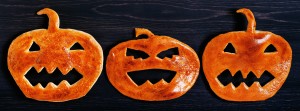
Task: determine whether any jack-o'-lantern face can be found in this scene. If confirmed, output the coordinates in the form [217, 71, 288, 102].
[202, 8, 292, 101]
[106, 28, 200, 101]
[7, 8, 103, 102]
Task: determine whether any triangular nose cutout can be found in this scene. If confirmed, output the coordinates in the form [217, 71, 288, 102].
[70, 42, 84, 50]
[29, 42, 40, 51]
[224, 43, 235, 53]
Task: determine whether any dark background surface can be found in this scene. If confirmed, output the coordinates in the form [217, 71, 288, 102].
[0, 0, 300, 110]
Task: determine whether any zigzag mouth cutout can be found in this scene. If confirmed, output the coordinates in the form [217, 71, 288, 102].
[127, 69, 176, 86]
[217, 69, 274, 87]
[25, 67, 83, 88]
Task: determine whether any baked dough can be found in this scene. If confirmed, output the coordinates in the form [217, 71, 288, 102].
[106, 28, 200, 101]
[202, 8, 292, 101]
[7, 8, 103, 102]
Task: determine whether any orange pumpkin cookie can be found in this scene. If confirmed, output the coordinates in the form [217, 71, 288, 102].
[7, 8, 103, 102]
[202, 8, 292, 101]
[106, 28, 200, 101]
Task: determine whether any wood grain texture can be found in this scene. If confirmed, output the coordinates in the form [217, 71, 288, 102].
[0, 0, 300, 110]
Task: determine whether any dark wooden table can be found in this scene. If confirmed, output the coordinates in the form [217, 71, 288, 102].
[0, 0, 300, 110]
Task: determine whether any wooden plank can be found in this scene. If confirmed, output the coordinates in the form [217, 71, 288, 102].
[0, 0, 299, 110]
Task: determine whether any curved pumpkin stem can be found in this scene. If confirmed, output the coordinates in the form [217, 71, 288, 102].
[237, 8, 256, 33]
[37, 8, 60, 32]
[135, 28, 154, 38]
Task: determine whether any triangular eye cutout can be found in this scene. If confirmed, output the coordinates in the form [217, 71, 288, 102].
[126, 48, 149, 59]
[224, 43, 235, 53]
[157, 47, 179, 59]
[264, 44, 277, 53]
[70, 42, 84, 50]
[29, 41, 40, 51]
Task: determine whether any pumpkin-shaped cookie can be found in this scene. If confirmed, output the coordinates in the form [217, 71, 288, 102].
[106, 28, 200, 101]
[202, 8, 292, 101]
[7, 8, 103, 102]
